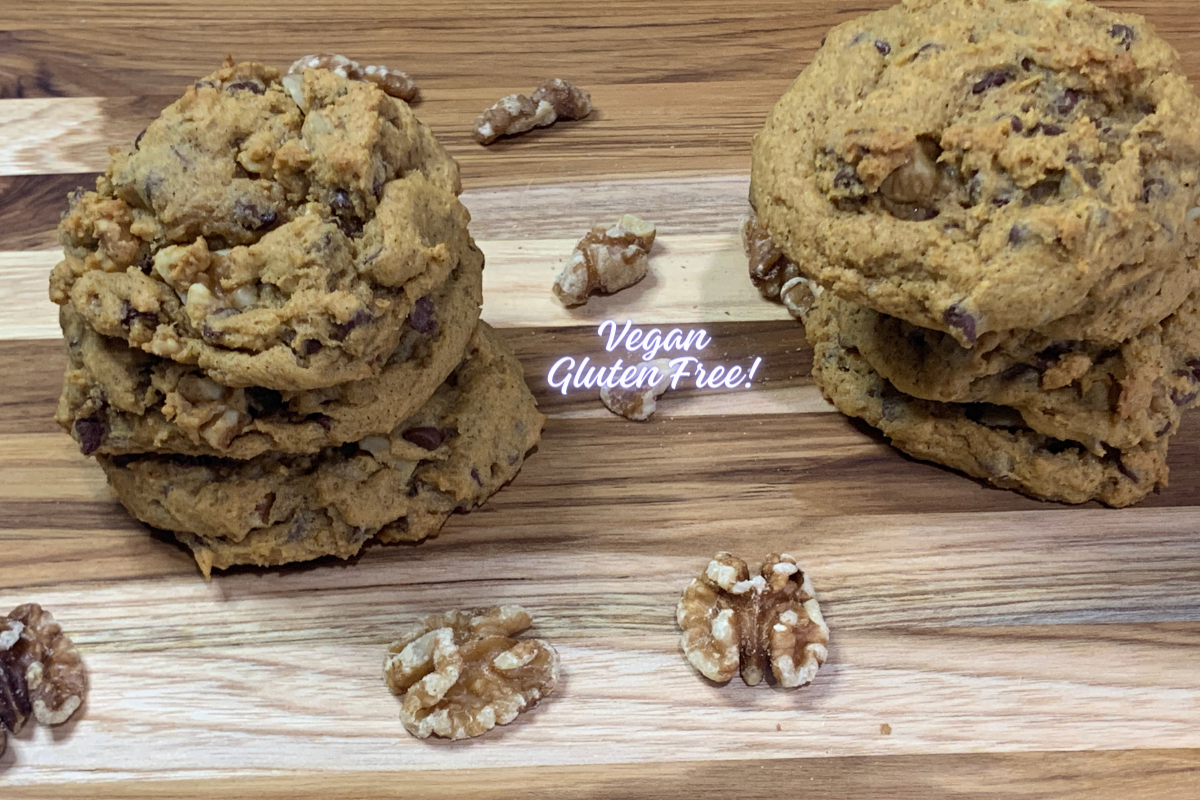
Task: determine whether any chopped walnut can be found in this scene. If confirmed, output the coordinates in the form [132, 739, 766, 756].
[677, 553, 829, 688]
[600, 358, 672, 420]
[284, 53, 419, 105]
[473, 79, 592, 145]
[743, 211, 804, 300]
[383, 605, 558, 740]
[553, 214, 656, 307]
[1, 604, 86, 731]
[779, 276, 823, 321]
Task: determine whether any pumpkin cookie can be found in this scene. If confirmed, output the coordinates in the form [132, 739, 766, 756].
[50, 60, 472, 390]
[804, 291, 1171, 507]
[56, 252, 482, 459]
[97, 323, 545, 575]
[752, 0, 1200, 346]
[832, 289, 1200, 453]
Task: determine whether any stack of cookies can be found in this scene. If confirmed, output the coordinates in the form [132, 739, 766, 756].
[50, 59, 544, 575]
[749, 0, 1200, 506]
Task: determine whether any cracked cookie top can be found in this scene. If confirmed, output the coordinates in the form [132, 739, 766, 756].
[752, 0, 1200, 346]
[50, 59, 471, 391]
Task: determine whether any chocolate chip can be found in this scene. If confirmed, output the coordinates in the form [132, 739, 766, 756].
[1054, 89, 1081, 115]
[1021, 57, 1035, 71]
[1035, 123, 1065, 137]
[1115, 457, 1139, 484]
[1173, 388, 1199, 408]
[1027, 178, 1060, 202]
[875, 39, 891, 56]
[507, 453, 520, 466]
[402, 427, 444, 450]
[255, 493, 276, 524]
[226, 80, 266, 95]
[942, 303, 977, 346]
[233, 199, 277, 231]
[972, 71, 1012, 94]
[470, 468, 483, 486]
[408, 296, 437, 334]
[74, 418, 104, 455]
[1081, 167, 1102, 188]
[300, 338, 323, 356]
[1141, 178, 1170, 202]
[1109, 24, 1135, 50]
[1006, 114, 1023, 133]
[329, 189, 362, 237]
[119, 301, 157, 330]
[1008, 225, 1027, 246]
[332, 309, 372, 341]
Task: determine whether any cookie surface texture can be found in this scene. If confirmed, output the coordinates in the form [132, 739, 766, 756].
[752, 0, 1200, 346]
[50, 60, 471, 391]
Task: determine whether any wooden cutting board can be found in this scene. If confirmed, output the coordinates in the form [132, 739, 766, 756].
[2, 1, 1199, 796]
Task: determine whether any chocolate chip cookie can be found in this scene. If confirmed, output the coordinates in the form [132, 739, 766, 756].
[752, 0, 1200, 346]
[50, 59, 473, 391]
[56, 251, 482, 459]
[97, 323, 544, 575]
[805, 291, 1171, 507]
[831, 289, 1200, 453]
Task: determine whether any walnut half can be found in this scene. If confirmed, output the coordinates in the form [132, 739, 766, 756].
[473, 79, 593, 145]
[1, 603, 87, 754]
[677, 553, 829, 688]
[383, 605, 559, 740]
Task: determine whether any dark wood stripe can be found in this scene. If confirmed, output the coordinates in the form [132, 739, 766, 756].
[0, 173, 101, 251]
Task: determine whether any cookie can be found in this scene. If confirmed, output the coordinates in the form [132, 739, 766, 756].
[752, 0, 1200, 347]
[50, 60, 475, 391]
[804, 292, 1170, 507]
[56, 251, 482, 459]
[832, 289, 1200, 453]
[97, 323, 545, 575]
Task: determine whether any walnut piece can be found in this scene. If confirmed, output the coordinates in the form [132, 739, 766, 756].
[284, 53, 419, 105]
[473, 79, 592, 145]
[553, 214, 656, 307]
[743, 211, 803, 301]
[383, 605, 558, 740]
[1, 604, 86, 732]
[677, 553, 829, 688]
[600, 358, 672, 420]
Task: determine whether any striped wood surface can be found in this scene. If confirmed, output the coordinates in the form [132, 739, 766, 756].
[1, 1, 1200, 797]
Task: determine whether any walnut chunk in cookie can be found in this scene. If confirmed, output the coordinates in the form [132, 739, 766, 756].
[383, 605, 558, 740]
[677, 553, 829, 688]
[1, 604, 87, 731]
[553, 214, 656, 307]
[600, 358, 672, 420]
[473, 79, 592, 145]
[285, 53, 419, 104]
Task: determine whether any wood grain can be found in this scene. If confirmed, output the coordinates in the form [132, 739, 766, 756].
[2, 0, 1200, 796]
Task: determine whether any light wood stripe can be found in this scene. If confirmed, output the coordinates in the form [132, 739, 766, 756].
[0, 232, 786, 341]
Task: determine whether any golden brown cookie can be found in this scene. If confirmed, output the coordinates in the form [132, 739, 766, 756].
[50, 60, 472, 391]
[97, 323, 544, 575]
[831, 289, 1200, 453]
[805, 291, 1172, 507]
[56, 252, 482, 459]
[752, 0, 1200, 346]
